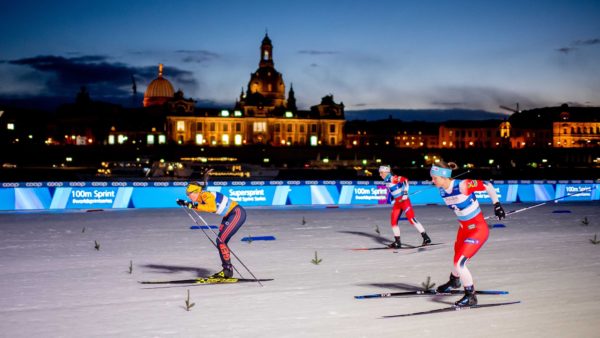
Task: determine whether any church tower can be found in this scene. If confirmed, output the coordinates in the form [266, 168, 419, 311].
[237, 33, 287, 116]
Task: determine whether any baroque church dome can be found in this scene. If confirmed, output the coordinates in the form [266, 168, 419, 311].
[143, 64, 175, 107]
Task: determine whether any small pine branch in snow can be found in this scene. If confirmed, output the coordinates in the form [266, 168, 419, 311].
[590, 234, 600, 245]
[375, 225, 381, 236]
[421, 276, 436, 291]
[302, 217, 306, 225]
[94, 240, 100, 251]
[581, 217, 589, 226]
[311, 251, 322, 265]
[185, 289, 195, 311]
[128, 260, 133, 274]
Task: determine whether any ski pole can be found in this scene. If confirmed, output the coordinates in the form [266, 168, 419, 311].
[485, 186, 596, 220]
[409, 170, 471, 197]
[186, 207, 264, 287]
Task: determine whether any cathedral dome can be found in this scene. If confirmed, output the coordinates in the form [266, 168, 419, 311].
[143, 64, 175, 107]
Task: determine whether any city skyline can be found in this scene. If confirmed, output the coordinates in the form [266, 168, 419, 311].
[1, 0, 599, 114]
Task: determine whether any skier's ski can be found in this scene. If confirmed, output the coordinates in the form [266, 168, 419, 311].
[355, 289, 508, 299]
[351, 243, 443, 251]
[383, 301, 521, 318]
[139, 277, 273, 285]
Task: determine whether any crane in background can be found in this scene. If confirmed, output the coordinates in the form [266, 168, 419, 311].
[499, 102, 520, 114]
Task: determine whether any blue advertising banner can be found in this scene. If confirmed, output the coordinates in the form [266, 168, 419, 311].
[0, 180, 597, 211]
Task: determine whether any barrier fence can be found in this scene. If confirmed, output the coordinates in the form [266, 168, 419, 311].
[1, 180, 598, 211]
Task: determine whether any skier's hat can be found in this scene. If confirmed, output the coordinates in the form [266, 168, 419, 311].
[186, 181, 203, 194]
[378, 165, 391, 173]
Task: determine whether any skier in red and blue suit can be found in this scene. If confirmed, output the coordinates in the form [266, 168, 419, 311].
[379, 165, 432, 248]
[430, 161, 506, 307]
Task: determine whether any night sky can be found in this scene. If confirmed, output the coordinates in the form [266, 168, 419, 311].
[1, 0, 599, 113]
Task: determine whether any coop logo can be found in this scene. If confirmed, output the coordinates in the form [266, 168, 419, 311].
[111, 182, 127, 187]
[269, 181, 284, 185]
[173, 181, 188, 186]
[339, 181, 353, 185]
[304, 180, 319, 185]
[91, 182, 108, 187]
[47, 182, 64, 187]
[153, 182, 169, 187]
[133, 182, 149, 187]
[25, 182, 43, 187]
[286, 181, 301, 185]
[2, 182, 20, 188]
[322, 181, 336, 185]
[69, 182, 86, 187]
[213, 181, 228, 186]
[231, 181, 247, 186]
[356, 181, 370, 185]
[251, 181, 265, 186]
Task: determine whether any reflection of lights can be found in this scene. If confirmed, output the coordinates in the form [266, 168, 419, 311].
[352, 140, 357, 145]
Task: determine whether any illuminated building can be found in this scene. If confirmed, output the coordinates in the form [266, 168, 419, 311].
[165, 34, 345, 146]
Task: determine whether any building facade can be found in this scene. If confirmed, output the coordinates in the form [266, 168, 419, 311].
[165, 34, 345, 147]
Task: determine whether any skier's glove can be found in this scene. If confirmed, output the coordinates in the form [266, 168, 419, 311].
[494, 202, 506, 220]
[176, 199, 193, 208]
[400, 193, 408, 201]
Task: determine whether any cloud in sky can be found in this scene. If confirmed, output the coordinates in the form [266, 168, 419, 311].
[5, 55, 198, 100]
[176, 50, 222, 64]
[556, 37, 600, 54]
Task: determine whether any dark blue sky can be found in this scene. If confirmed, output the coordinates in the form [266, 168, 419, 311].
[1, 0, 599, 113]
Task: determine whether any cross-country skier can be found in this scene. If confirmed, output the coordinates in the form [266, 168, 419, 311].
[176, 181, 246, 278]
[430, 161, 506, 307]
[379, 165, 432, 248]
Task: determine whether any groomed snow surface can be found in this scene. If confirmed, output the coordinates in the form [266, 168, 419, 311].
[1, 202, 599, 338]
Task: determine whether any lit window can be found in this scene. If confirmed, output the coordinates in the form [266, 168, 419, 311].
[234, 110, 242, 117]
[176, 121, 185, 132]
[234, 134, 242, 145]
[7, 123, 14, 130]
[310, 136, 318, 146]
[221, 110, 230, 117]
[108, 135, 115, 145]
[253, 122, 267, 132]
[222, 134, 230, 145]
[195, 134, 204, 145]
[158, 135, 166, 144]
[117, 135, 127, 144]
[285, 111, 293, 118]
[147, 135, 155, 145]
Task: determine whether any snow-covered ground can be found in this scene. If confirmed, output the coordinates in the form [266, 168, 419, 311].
[1, 202, 599, 338]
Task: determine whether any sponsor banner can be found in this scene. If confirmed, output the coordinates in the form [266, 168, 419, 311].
[0, 181, 597, 211]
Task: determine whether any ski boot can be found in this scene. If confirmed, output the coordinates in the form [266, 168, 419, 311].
[436, 273, 461, 293]
[388, 236, 401, 249]
[454, 285, 477, 307]
[210, 266, 233, 279]
[421, 232, 432, 246]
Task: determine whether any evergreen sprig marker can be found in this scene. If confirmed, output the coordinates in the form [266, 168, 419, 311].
[185, 290, 195, 311]
[311, 251, 322, 265]
[421, 276, 436, 290]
